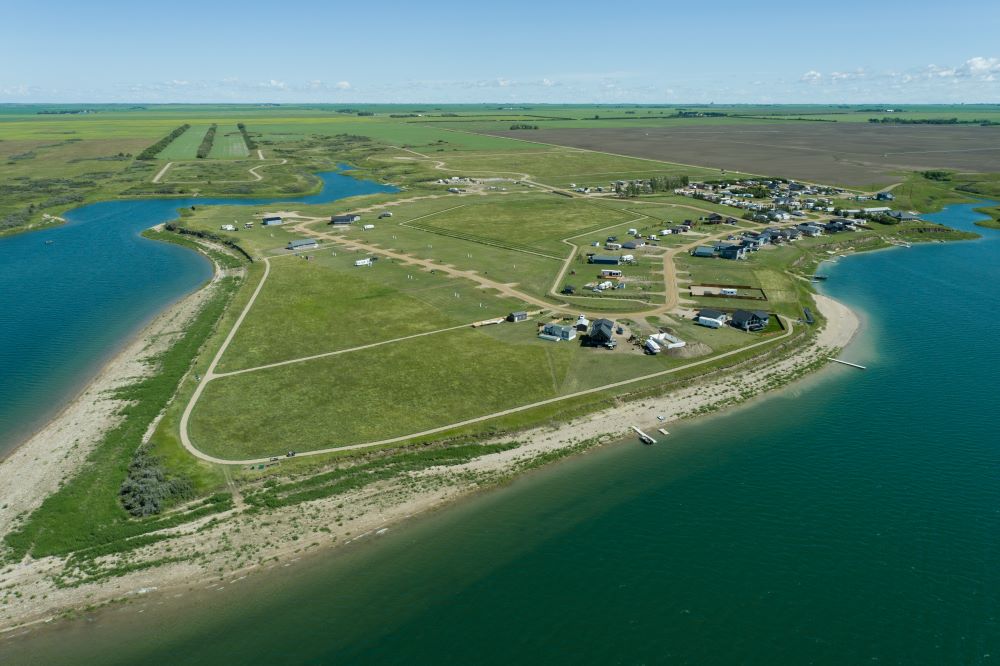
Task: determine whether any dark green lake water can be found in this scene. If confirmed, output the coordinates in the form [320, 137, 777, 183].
[2, 203, 997, 665]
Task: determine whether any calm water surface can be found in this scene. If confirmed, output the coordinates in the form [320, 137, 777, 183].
[0, 170, 396, 454]
[1, 203, 997, 665]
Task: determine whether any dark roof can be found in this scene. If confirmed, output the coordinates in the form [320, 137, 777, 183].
[590, 318, 615, 341]
[698, 308, 726, 319]
[731, 309, 769, 328]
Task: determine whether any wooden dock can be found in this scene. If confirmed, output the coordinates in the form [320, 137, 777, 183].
[828, 357, 866, 370]
[631, 425, 657, 445]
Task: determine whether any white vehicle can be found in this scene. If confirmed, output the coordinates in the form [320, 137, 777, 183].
[627, 228, 638, 236]
[363, 224, 375, 230]
[620, 254, 635, 263]
[378, 211, 393, 219]
[720, 288, 738, 296]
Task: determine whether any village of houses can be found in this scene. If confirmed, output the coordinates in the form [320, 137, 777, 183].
[216, 173, 918, 363]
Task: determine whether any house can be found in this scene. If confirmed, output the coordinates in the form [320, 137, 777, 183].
[875, 192, 895, 201]
[706, 213, 724, 224]
[261, 216, 283, 226]
[588, 318, 616, 347]
[287, 239, 319, 251]
[588, 255, 620, 265]
[720, 245, 747, 260]
[696, 308, 728, 329]
[796, 223, 823, 237]
[731, 309, 770, 332]
[692, 246, 717, 258]
[888, 210, 922, 222]
[575, 314, 590, 331]
[540, 323, 577, 342]
[507, 311, 528, 322]
[330, 214, 361, 225]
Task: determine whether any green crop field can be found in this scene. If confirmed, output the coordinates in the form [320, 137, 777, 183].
[208, 124, 251, 158]
[156, 124, 211, 159]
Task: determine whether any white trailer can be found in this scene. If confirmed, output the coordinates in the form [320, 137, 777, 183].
[644, 339, 661, 354]
[354, 258, 372, 267]
[363, 224, 375, 230]
[720, 288, 738, 296]
[696, 316, 723, 329]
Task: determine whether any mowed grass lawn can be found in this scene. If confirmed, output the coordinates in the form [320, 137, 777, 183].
[157, 124, 211, 159]
[216, 253, 528, 373]
[208, 125, 250, 159]
[191, 328, 566, 457]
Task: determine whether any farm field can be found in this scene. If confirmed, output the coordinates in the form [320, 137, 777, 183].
[208, 124, 250, 158]
[483, 123, 1000, 188]
[156, 124, 211, 159]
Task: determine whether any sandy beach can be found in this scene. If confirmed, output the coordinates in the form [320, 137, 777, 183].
[0, 289, 858, 635]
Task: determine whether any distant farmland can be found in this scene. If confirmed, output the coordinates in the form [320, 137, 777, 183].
[485, 124, 1000, 188]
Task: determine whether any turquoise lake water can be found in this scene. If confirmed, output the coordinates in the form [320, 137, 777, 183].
[1, 203, 997, 664]
[0, 170, 396, 455]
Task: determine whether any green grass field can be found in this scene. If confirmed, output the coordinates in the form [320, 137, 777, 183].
[208, 124, 251, 159]
[156, 124, 211, 159]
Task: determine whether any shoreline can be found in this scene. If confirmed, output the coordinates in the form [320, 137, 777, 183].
[0, 279, 218, 538]
[0, 285, 859, 636]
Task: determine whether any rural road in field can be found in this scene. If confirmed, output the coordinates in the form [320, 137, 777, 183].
[151, 162, 173, 183]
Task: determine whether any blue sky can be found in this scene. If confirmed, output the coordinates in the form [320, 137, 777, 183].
[3, 0, 999, 103]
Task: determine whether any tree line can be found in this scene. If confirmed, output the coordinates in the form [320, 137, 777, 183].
[137, 124, 191, 160]
[237, 122, 257, 150]
[615, 175, 690, 197]
[869, 117, 1000, 126]
[196, 124, 217, 159]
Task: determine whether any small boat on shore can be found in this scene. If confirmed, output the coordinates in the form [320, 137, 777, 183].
[812, 275, 828, 281]
[45, 240, 54, 245]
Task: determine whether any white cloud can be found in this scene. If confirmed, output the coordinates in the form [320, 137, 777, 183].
[334, 80, 351, 90]
[800, 70, 822, 84]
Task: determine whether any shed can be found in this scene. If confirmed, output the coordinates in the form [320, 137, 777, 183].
[262, 216, 283, 226]
[588, 255, 621, 265]
[287, 239, 319, 251]
[692, 246, 716, 258]
[330, 214, 361, 225]
[507, 311, 528, 322]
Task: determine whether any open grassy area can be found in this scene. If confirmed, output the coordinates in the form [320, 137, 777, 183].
[156, 124, 211, 160]
[216, 251, 529, 373]
[208, 124, 251, 159]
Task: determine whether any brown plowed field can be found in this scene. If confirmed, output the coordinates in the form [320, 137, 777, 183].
[487, 124, 1000, 187]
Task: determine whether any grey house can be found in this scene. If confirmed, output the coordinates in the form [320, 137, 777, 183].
[731, 309, 770, 332]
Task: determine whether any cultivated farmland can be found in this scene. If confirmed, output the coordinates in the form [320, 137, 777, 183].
[485, 124, 1000, 188]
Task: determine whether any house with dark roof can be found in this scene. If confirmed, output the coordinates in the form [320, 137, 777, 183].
[888, 210, 922, 222]
[730, 309, 770, 332]
[330, 214, 361, 225]
[692, 246, 716, 258]
[588, 318, 616, 347]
